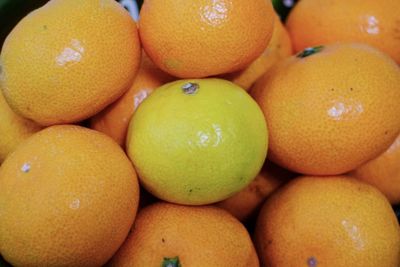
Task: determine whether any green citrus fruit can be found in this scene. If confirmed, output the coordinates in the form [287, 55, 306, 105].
[126, 78, 268, 205]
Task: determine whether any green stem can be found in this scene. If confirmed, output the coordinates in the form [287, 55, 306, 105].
[296, 45, 324, 58]
[162, 256, 182, 267]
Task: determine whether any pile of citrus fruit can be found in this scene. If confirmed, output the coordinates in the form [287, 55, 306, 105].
[0, 0, 400, 266]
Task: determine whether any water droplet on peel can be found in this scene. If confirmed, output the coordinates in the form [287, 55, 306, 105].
[21, 163, 31, 173]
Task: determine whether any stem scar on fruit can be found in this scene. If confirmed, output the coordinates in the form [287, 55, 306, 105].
[297, 45, 324, 58]
[307, 256, 318, 267]
[162, 256, 181, 267]
[21, 163, 31, 173]
[182, 82, 199, 95]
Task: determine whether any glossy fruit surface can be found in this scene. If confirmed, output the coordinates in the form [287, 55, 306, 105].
[255, 175, 400, 267]
[223, 14, 292, 91]
[0, 0, 141, 125]
[286, 0, 400, 64]
[109, 202, 259, 267]
[139, 0, 274, 78]
[252, 43, 400, 175]
[351, 133, 400, 204]
[90, 53, 175, 147]
[127, 78, 268, 205]
[0, 125, 140, 266]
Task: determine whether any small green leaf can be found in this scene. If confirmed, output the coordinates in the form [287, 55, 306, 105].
[296, 46, 324, 58]
[162, 256, 182, 267]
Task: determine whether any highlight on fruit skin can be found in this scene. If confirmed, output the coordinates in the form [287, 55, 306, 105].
[126, 78, 268, 205]
[252, 42, 400, 176]
[90, 52, 176, 147]
[108, 202, 260, 267]
[0, 0, 141, 126]
[138, 0, 275, 78]
[285, 0, 400, 64]
[0, 125, 140, 267]
[254, 175, 400, 267]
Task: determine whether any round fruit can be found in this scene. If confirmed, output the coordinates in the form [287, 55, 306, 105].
[351, 133, 400, 204]
[0, 91, 41, 163]
[255, 175, 400, 267]
[109, 202, 259, 267]
[0, 0, 141, 126]
[138, 0, 274, 78]
[252, 43, 400, 175]
[0, 125, 140, 266]
[216, 160, 294, 222]
[126, 78, 268, 205]
[90, 53, 175, 147]
[223, 13, 292, 91]
[286, 0, 400, 64]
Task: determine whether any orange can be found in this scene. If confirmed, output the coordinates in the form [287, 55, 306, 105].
[0, 125, 140, 266]
[138, 0, 274, 78]
[254, 175, 400, 267]
[252, 43, 400, 175]
[0, 91, 42, 163]
[350, 133, 400, 204]
[126, 78, 268, 205]
[215, 160, 295, 222]
[109, 202, 259, 267]
[0, 0, 141, 126]
[222, 14, 293, 91]
[286, 0, 400, 64]
[90, 53, 175, 147]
